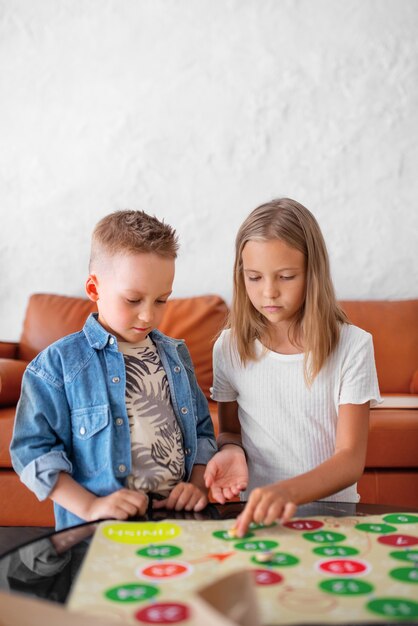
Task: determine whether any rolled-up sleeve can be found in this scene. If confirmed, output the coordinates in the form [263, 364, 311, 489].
[20, 451, 72, 501]
[194, 436, 217, 465]
[10, 366, 73, 501]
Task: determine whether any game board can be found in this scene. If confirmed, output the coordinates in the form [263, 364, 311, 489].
[67, 514, 418, 624]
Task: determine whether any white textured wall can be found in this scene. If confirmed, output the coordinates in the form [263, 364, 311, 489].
[1, 0, 417, 341]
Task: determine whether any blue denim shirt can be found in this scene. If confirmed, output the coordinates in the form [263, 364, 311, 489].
[10, 314, 216, 530]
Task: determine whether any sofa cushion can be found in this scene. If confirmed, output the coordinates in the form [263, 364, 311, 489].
[366, 408, 418, 468]
[19, 294, 97, 362]
[410, 370, 418, 395]
[340, 300, 418, 394]
[0, 406, 16, 467]
[0, 359, 29, 407]
[358, 470, 418, 508]
[0, 470, 54, 525]
[158, 295, 228, 399]
[18, 293, 228, 400]
[0, 341, 18, 359]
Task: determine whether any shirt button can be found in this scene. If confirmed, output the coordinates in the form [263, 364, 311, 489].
[173, 366, 181, 373]
[112, 376, 120, 384]
[118, 464, 126, 473]
[115, 418, 123, 426]
[109, 337, 115, 345]
[79, 426, 86, 436]
[181, 407, 188, 415]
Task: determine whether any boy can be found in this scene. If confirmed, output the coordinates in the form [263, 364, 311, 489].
[11, 210, 216, 529]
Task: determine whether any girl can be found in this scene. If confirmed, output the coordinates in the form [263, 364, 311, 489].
[204, 198, 381, 536]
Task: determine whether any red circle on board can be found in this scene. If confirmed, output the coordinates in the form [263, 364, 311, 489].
[253, 568, 283, 585]
[318, 559, 368, 575]
[284, 520, 324, 531]
[135, 602, 190, 624]
[378, 534, 418, 547]
[141, 563, 189, 580]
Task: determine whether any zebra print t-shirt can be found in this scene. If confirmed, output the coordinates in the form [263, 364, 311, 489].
[118, 336, 185, 497]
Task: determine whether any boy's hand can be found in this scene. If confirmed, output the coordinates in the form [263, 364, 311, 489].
[204, 445, 248, 504]
[234, 483, 296, 537]
[152, 482, 208, 512]
[85, 488, 149, 522]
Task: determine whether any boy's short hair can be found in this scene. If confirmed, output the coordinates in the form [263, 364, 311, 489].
[90, 210, 179, 270]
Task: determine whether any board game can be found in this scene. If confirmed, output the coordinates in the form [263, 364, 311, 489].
[67, 513, 418, 624]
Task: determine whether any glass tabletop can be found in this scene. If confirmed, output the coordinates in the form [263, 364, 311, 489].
[1, 500, 417, 624]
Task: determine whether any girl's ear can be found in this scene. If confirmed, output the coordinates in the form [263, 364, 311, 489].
[85, 274, 99, 302]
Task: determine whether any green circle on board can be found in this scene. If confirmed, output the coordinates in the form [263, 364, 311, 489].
[313, 545, 359, 557]
[389, 550, 418, 564]
[212, 530, 254, 541]
[251, 552, 299, 567]
[383, 513, 418, 524]
[105, 583, 159, 603]
[303, 530, 346, 544]
[136, 544, 182, 559]
[319, 578, 374, 596]
[234, 539, 279, 552]
[390, 567, 418, 584]
[355, 523, 397, 534]
[367, 597, 418, 618]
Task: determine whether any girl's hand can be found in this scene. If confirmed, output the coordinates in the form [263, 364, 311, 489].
[85, 488, 149, 522]
[235, 484, 296, 537]
[204, 445, 249, 504]
[152, 482, 208, 512]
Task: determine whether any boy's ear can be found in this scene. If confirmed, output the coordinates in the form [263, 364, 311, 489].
[85, 274, 99, 302]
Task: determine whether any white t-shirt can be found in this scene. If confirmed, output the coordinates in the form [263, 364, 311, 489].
[211, 324, 381, 503]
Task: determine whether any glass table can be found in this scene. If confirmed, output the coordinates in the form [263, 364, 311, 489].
[1, 501, 417, 624]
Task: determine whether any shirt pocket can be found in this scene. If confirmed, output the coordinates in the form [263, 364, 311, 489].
[71, 405, 110, 477]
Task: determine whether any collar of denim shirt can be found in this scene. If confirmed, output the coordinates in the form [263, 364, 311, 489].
[83, 313, 185, 351]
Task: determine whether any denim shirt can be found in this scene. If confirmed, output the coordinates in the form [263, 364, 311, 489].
[10, 314, 216, 530]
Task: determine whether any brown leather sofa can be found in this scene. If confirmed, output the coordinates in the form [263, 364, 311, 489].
[340, 300, 418, 508]
[1, 295, 417, 526]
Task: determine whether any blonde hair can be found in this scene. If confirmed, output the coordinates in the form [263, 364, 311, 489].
[90, 210, 179, 271]
[230, 198, 348, 384]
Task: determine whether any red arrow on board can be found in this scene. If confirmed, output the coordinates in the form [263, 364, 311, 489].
[190, 552, 235, 563]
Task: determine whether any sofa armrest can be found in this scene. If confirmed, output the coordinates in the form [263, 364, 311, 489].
[378, 394, 418, 409]
[0, 341, 18, 359]
[0, 359, 29, 406]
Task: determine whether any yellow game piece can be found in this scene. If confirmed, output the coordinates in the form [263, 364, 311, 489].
[227, 527, 238, 538]
[254, 551, 274, 563]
